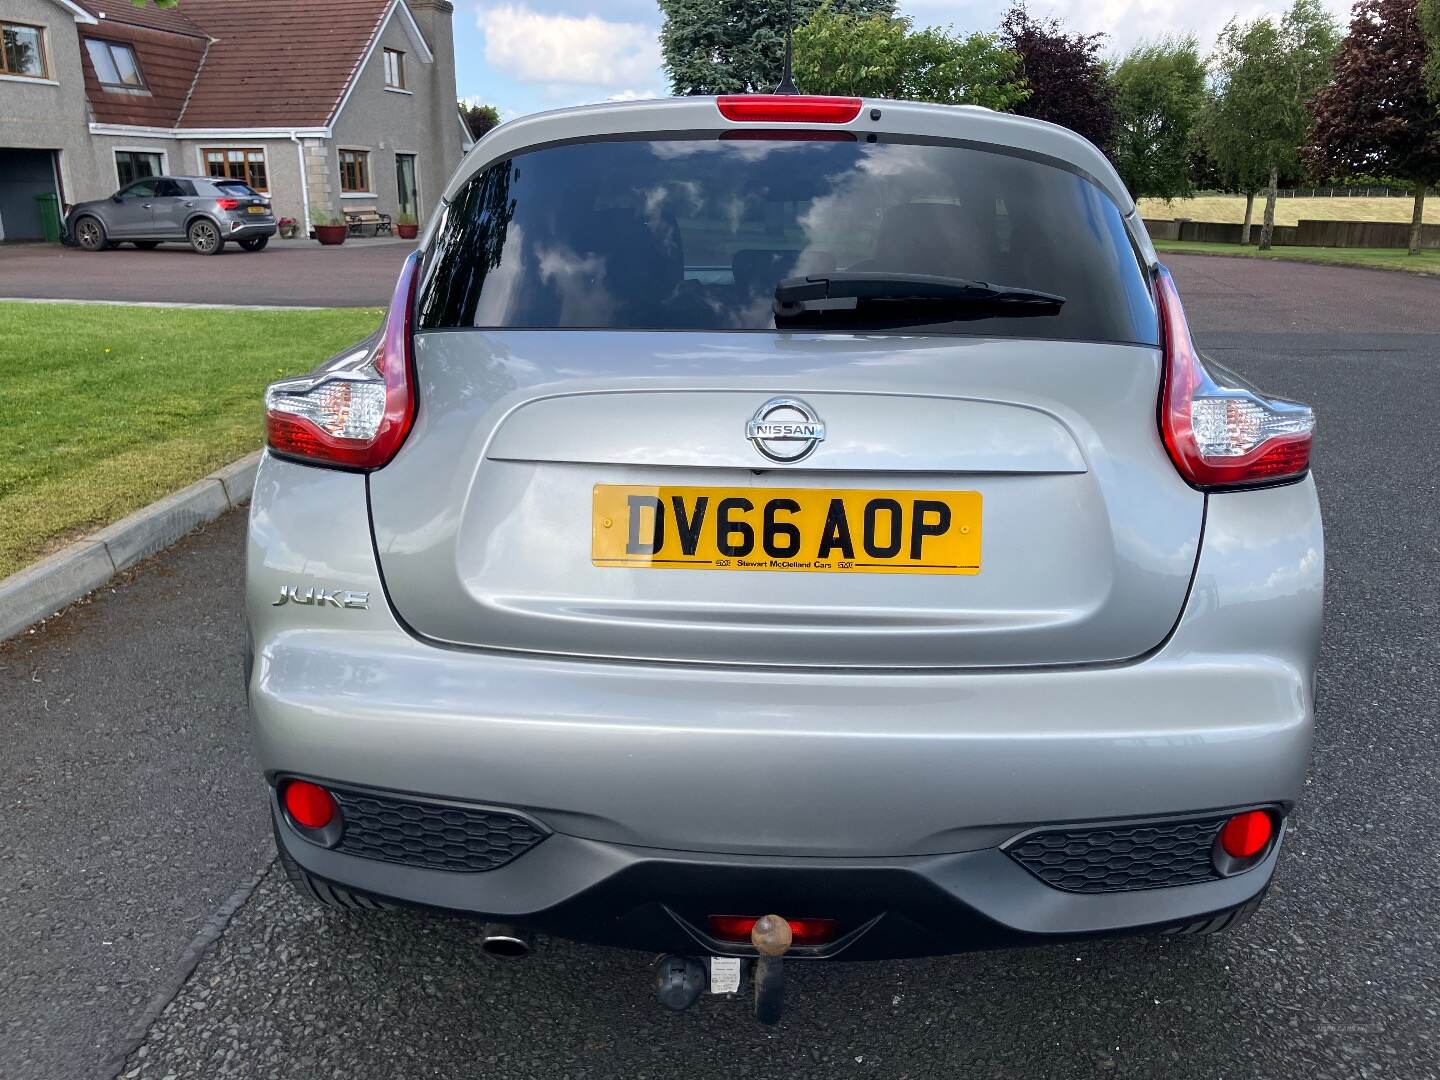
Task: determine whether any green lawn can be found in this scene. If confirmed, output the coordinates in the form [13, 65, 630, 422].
[0, 302, 381, 579]
[1152, 239, 1440, 276]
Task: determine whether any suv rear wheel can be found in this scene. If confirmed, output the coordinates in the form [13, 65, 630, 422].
[238, 235, 269, 252]
[187, 218, 224, 256]
[73, 215, 110, 252]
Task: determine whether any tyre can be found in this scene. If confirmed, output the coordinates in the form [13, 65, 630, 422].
[238, 235, 269, 252]
[275, 825, 391, 912]
[133, 240, 161, 250]
[73, 215, 110, 251]
[187, 218, 224, 255]
[1163, 892, 1267, 937]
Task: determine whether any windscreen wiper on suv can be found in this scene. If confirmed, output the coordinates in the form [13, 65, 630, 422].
[773, 273, 1066, 319]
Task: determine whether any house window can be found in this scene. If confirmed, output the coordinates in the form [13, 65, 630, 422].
[203, 147, 269, 192]
[1, 22, 47, 78]
[339, 150, 371, 193]
[115, 150, 163, 188]
[383, 48, 405, 89]
[85, 38, 145, 88]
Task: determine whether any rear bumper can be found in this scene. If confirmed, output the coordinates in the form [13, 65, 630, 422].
[273, 793, 1282, 959]
[246, 454, 1321, 952]
[224, 218, 276, 237]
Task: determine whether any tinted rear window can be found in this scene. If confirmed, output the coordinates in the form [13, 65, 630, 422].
[418, 137, 1157, 344]
[216, 181, 259, 197]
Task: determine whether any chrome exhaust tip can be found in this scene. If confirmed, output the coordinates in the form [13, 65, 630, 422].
[480, 924, 532, 958]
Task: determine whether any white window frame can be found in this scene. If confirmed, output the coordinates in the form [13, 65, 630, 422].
[111, 146, 168, 190]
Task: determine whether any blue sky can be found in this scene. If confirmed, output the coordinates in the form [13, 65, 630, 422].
[454, 1, 1356, 119]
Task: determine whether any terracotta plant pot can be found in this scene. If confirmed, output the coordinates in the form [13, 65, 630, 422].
[396, 223, 419, 240]
[314, 224, 348, 246]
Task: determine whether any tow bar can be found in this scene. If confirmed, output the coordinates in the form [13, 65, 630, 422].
[654, 913, 795, 1024]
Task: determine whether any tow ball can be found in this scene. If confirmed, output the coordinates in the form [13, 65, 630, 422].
[653, 913, 794, 1024]
[749, 913, 792, 1024]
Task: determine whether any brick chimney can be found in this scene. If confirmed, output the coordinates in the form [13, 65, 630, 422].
[405, 0, 463, 180]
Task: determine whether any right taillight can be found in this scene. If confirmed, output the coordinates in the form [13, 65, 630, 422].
[265, 249, 420, 470]
[1156, 265, 1314, 489]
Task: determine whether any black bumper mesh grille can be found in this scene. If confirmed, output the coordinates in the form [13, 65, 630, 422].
[332, 789, 547, 873]
[1006, 816, 1228, 893]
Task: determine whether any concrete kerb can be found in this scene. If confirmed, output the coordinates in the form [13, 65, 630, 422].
[0, 451, 261, 643]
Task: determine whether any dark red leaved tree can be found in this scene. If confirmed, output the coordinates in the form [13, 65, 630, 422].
[1001, 4, 1117, 152]
[1306, 0, 1440, 254]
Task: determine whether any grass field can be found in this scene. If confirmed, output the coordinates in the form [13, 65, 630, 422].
[1138, 195, 1437, 226]
[0, 302, 381, 579]
[1153, 239, 1440, 275]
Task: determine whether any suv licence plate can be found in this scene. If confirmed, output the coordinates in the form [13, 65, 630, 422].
[592, 485, 981, 574]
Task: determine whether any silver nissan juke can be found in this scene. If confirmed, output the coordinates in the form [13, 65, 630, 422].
[246, 95, 1323, 1021]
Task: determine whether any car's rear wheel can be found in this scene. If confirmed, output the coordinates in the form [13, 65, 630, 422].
[275, 825, 390, 912]
[133, 241, 160, 250]
[73, 216, 110, 252]
[187, 218, 224, 256]
[238, 235, 269, 252]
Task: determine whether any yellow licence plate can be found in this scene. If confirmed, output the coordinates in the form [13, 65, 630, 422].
[247, 205, 267, 214]
[592, 485, 981, 574]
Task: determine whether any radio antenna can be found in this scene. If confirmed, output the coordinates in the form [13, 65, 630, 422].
[774, 0, 800, 94]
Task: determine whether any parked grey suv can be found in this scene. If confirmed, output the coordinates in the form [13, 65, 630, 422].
[66, 175, 275, 255]
[246, 96, 1322, 1019]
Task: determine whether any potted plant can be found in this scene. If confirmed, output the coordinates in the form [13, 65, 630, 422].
[311, 211, 347, 246]
[395, 211, 419, 240]
[277, 217, 299, 239]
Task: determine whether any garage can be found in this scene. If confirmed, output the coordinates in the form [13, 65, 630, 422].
[0, 148, 61, 241]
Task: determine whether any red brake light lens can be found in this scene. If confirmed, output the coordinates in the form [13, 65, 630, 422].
[1219, 810, 1274, 860]
[282, 780, 337, 830]
[265, 249, 421, 469]
[717, 95, 863, 124]
[215, 197, 241, 210]
[1156, 265, 1314, 489]
[707, 915, 840, 947]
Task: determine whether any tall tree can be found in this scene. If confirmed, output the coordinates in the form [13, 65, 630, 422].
[793, 7, 1026, 110]
[1204, 1, 1340, 249]
[659, 0, 897, 95]
[1421, 0, 1440, 94]
[1110, 37, 1208, 200]
[1307, 0, 1440, 255]
[460, 103, 501, 142]
[999, 4, 1117, 150]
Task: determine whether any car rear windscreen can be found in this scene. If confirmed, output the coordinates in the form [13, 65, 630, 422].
[418, 136, 1158, 344]
[216, 182, 259, 197]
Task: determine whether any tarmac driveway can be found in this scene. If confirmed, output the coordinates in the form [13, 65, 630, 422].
[0, 239, 413, 307]
[2, 254, 1439, 1079]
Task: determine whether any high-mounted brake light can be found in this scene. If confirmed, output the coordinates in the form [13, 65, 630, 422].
[717, 95, 862, 124]
[215, 197, 241, 210]
[265, 250, 421, 469]
[1156, 265, 1314, 489]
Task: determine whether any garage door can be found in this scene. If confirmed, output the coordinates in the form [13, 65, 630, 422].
[0, 149, 59, 241]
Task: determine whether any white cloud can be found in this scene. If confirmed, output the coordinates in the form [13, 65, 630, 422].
[477, 4, 661, 89]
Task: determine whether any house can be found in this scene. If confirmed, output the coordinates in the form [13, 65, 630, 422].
[0, 0, 472, 240]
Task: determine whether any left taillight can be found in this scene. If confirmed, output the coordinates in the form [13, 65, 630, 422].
[265, 250, 421, 470]
[215, 197, 241, 210]
[1156, 265, 1314, 489]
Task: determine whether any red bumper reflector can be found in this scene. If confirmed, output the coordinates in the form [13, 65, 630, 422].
[283, 780, 337, 830]
[717, 95, 863, 124]
[1219, 810, 1274, 859]
[707, 915, 840, 947]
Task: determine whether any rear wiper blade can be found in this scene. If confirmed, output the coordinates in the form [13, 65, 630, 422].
[774, 273, 1065, 318]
